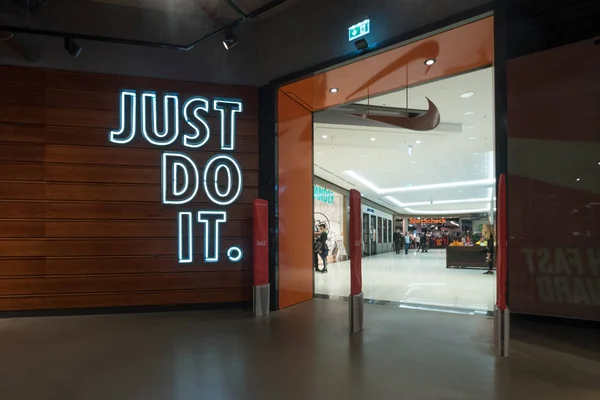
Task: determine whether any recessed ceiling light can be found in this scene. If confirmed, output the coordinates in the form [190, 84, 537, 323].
[469, 136, 477, 140]
[329, 88, 339, 93]
[460, 92, 474, 98]
[473, 153, 479, 155]
[465, 125, 475, 129]
[424, 58, 436, 66]
[316, 152, 324, 155]
[370, 137, 376, 141]
[416, 140, 422, 144]
[322, 135, 328, 139]
[576, 178, 581, 182]
[464, 110, 476, 115]
[411, 161, 417, 164]
[359, 154, 366, 158]
[388, 169, 396, 172]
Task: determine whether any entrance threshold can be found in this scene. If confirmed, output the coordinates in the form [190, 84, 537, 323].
[315, 294, 493, 317]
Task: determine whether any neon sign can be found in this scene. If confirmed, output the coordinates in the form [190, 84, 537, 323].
[109, 90, 245, 264]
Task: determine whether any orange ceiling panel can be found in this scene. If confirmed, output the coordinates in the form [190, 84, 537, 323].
[281, 17, 494, 112]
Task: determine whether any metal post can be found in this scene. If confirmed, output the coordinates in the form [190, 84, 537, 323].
[349, 292, 364, 333]
[494, 305, 510, 357]
[253, 284, 270, 317]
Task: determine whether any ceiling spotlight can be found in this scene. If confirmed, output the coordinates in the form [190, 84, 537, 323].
[473, 153, 479, 155]
[222, 27, 237, 50]
[354, 38, 369, 51]
[329, 88, 339, 93]
[370, 137, 376, 141]
[468, 136, 477, 140]
[460, 91, 475, 99]
[424, 59, 436, 66]
[322, 135, 328, 139]
[464, 110, 476, 115]
[359, 154, 367, 158]
[416, 140, 422, 144]
[465, 125, 475, 129]
[576, 178, 581, 182]
[64, 37, 82, 58]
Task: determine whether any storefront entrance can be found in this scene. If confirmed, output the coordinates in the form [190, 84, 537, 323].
[276, 16, 495, 310]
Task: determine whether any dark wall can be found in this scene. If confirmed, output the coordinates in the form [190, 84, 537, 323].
[0, 0, 490, 86]
[497, 0, 600, 320]
[0, 65, 258, 311]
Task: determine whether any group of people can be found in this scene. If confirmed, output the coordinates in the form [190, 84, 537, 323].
[392, 230, 430, 255]
[393, 226, 495, 274]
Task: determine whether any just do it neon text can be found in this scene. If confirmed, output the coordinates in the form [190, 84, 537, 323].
[109, 90, 245, 264]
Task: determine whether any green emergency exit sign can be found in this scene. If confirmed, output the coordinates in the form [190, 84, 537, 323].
[348, 19, 370, 41]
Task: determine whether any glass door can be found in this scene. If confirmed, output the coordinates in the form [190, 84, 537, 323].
[362, 213, 370, 256]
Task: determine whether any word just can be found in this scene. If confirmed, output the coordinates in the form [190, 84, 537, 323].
[109, 90, 242, 150]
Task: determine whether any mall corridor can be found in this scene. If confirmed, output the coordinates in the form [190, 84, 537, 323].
[1, 300, 599, 400]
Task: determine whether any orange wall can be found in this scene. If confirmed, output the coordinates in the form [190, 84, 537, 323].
[277, 91, 313, 308]
[281, 17, 494, 111]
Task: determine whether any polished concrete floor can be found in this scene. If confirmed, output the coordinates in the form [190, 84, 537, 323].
[316, 250, 495, 312]
[1, 300, 599, 400]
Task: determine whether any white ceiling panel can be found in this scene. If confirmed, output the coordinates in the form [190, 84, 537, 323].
[314, 67, 495, 216]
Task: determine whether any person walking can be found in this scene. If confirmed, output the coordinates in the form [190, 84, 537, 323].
[420, 232, 429, 253]
[393, 228, 402, 254]
[415, 233, 421, 252]
[315, 223, 329, 273]
[482, 224, 494, 275]
[404, 231, 411, 255]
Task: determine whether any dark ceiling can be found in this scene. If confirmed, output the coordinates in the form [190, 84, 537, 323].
[0, 0, 290, 44]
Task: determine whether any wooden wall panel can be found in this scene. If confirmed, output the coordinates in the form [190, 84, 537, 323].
[0, 65, 259, 311]
[0, 289, 252, 311]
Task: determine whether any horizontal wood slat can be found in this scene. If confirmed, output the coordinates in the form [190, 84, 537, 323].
[1, 238, 250, 258]
[46, 220, 253, 238]
[0, 183, 44, 200]
[0, 256, 252, 277]
[0, 271, 252, 296]
[46, 182, 258, 203]
[0, 259, 45, 276]
[0, 143, 44, 162]
[44, 125, 259, 151]
[45, 145, 259, 168]
[0, 66, 258, 311]
[1, 221, 45, 238]
[45, 202, 252, 220]
[44, 256, 252, 275]
[0, 201, 44, 218]
[0, 289, 252, 311]
[45, 164, 259, 186]
[0, 124, 46, 144]
[0, 163, 44, 181]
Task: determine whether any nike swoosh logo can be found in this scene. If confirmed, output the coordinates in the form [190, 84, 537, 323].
[350, 97, 441, 131]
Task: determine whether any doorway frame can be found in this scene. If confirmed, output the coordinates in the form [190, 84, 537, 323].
[260, 5, 503, 311]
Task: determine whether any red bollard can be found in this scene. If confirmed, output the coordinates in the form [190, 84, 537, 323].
[349, 189, 363, 333]
[253, 199, 270, 316]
